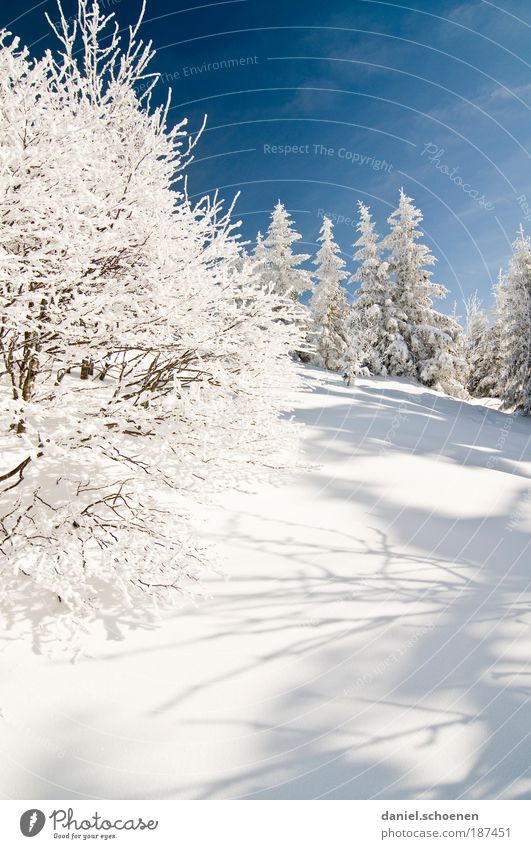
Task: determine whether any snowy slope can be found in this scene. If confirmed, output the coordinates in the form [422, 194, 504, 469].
[1, 365, 530, 800]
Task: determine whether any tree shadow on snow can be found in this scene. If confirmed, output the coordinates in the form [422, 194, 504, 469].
[3, 370, 531, 799]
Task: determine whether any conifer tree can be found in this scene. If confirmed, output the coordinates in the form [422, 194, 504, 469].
[309, 216, 349, 370]
[252, 231, 268, 287]
[501, 229, 531, 414]
[465, 293, 491, 396]
[351, 202, 391, 374]
[383, 189, 466, 396]
[340, 306, 376, 386]
[261, 202, 312, 299]
[471, 272, 509, 399]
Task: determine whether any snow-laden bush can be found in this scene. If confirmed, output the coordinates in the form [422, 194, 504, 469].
[0, 1, 303, 638]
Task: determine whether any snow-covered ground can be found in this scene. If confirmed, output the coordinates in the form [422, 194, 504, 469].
[1, 366, 530, 800]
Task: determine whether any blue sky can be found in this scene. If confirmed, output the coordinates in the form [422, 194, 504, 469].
[3, 0, 531, 313]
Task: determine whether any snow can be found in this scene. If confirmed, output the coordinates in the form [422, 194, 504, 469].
[1, 365, 530, 800]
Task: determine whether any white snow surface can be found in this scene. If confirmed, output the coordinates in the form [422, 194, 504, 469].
[1, 365, 530, 800]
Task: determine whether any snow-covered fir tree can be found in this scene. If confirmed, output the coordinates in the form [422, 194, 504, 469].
[500, 229, 531, 414]
[252, 230, 269, 287]
[260, 202, 313, 299]
[351, 202, 391, 374]
[340, 306, 376, 386]
[309, 216, 349, 370]
[465, 293, 491, 396]
[469, 272, 509, 399]
[0, 1, 303, 637]
[383, 189, 466, 396]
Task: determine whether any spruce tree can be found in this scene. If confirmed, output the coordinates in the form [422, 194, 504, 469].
[340, 306, 375, 386]
[252, 231, 268, 287]
[383, 189, 466, 396]
[473, 272, 509, 399]
[501, 229, 531, 414]
[351, 201, 392, 374]
[465, 293, 491, 396]
[309, 216, 349, 371]
[261, 202, 312, 299]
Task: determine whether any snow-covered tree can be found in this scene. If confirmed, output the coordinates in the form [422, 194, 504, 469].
[260, 202, 312, 299]
[500, 229, 531, 414]
[340, 306, 376, 386]
[252, 230, 269, 287]
[469, 272, 508, 399]
[383, 189, 466, 396]
[351, 202, 391, 374]
[308, 216, 349, 370]
[465, 293, 491, 396]
[0, 1, 303, 639]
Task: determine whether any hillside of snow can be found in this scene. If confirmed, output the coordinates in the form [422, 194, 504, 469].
[1, 365, 530, 800]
